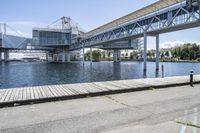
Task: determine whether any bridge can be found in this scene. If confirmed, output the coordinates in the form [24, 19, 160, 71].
[1, 0, 200, 71]
[70, 0, 200, 71]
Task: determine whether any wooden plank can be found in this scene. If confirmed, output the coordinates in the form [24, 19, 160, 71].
[35, 87, 43, 99]
[72, 84, 89, 94]
[47, 86, 59, 97]
[0, 89, 7, 102]
[62, 85, 80, 95]
[4, 89, 13, 102]
[0, 89, 9, 103]
[90, 83, 110, 91]
[26, 87, 31, 100]
[54, 85, 65, 96]
[22, 88, 27, 101]
[30, 87, 35, 100]
[42, 86, 54, 98]
[8, 89, 17, 102]
[17, 88, 23, 101]
[38, 86, 47, 98]
[33, 87, 39, 99]
[60, 85, 75, 95]
[56, 85, 69, 96]
[81, 83, 102, 93]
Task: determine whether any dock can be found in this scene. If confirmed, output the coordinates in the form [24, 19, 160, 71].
[0, 75, 200, 108]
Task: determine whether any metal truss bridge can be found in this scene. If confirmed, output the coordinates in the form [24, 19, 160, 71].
[70, 0, 200, 50]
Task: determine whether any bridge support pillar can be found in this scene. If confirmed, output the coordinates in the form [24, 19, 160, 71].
[156, 35, 160, 71]
[143, 33, 147, 71]
[82, 48, 85, 64]
[0, 50, 2, 62]
[66, 52, 71, 62]
[90, 47, 92, 63]
[113, 50, 121, 62]
[53, 54, 57, 62]
[61, 52, 66, 63]
[4, 50, 9, 62]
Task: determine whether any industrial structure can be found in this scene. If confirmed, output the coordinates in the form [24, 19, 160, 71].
[0, 0, 200, 71]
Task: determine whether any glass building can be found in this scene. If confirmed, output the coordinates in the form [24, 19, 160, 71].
[32, 28, 72, 47]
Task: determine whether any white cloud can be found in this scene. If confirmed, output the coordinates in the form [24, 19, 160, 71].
[160, 41, 185, 48]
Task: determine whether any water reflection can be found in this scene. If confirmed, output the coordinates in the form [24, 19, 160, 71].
[0, 61, 200, 89]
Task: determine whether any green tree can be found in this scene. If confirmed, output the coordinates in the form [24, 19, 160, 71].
[92, 50, 102, 61]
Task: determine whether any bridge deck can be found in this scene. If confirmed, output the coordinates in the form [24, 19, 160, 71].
[0, 75, 199, 107]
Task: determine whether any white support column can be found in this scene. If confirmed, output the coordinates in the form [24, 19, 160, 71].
[57, 54, 59, 62]
[90, 47, 92, 63]
[62, 53, 66, 62]
[0, 51, 2, 62]
[117, 50, 121, 62]
[143, 33, 147, 71]
[4, 50, 9, 62]
[113, 50, 118, 62]
[156, 35, 160, 71]
[82, 47, 85, 64]
[66, 52, 71, 62]
[46, 54, 48, 61]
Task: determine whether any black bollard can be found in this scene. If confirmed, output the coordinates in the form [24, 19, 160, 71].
[161, 65, 164, 78]
[190, 71, 194, 87]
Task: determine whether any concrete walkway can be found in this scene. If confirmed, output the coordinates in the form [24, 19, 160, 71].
[0, 75, 200, 107]
[0, 84, 200, 133]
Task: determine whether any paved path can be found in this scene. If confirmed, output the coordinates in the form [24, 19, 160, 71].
[0, 75, 200, 107]
[0, 84, 200, 133]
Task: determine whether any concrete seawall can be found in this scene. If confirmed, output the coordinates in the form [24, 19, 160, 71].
[0, 75, 200, 108]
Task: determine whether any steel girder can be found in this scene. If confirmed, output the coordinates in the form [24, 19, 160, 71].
[69, 2, 200, 51]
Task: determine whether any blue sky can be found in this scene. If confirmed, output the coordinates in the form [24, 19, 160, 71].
[1, 0, 200, 49]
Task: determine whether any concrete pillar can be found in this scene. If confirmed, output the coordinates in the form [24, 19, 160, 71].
[53, 54, 56, 62]
[143, 33, 147, 71]
[82, 48, 85, 64]
[156, 35, 159, 71]
[66, 52, 71, 62]
[57, 54, 59, 62]
[113, 50, 118, 62]
[113, 50, 121, 62]
[90, 47, 92, 63]
[46, 53, 49, 62]
[4, 50, 9, 62]
[117, 50, 121, 62]
[0, 50, 2, 62]
[62, 53, 66, 62]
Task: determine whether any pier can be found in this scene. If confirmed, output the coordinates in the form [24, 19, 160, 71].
[0, 75, 200, 108]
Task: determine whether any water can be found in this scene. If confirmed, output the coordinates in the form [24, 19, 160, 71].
[0, 61, 199, 89]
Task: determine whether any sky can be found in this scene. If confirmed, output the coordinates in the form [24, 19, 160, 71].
[1, 0, 200, 50]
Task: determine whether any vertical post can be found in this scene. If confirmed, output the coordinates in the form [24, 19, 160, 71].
[113, 50, 117, 62]
[46, 53, 48, 62]
[143, 33, 147, 71]
[161, 65, 164, 78]
[82, 47, 85, 64]
[118, 50, 121, 62]
[4, 50, 9, 62]
[0, 49, 2, 62]
[57, 54, 59, 62]
[90, 47, 92, 64]
[62, 53, 65, 62]
[190, 71, 194, 87]
[156, 35, 159, 71]
[66, 52, 71, 62]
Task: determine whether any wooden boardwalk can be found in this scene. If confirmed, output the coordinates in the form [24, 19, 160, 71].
[0, 75, 200, 107]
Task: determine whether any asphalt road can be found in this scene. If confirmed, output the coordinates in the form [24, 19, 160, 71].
[0, 84, 200, 133]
